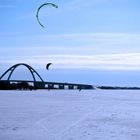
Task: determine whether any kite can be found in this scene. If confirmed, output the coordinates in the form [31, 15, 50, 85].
[46, 63, 52, 70]
[36, 3, 58, 27]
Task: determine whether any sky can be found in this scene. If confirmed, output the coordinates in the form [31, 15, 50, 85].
[0, 0, 140, 86]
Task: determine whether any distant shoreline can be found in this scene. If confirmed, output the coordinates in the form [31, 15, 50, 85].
[97, 86, 140, 90]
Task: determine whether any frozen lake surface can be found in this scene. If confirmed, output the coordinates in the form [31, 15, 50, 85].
[0, 90, 140, 140]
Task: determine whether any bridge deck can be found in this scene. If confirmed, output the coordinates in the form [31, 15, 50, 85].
[0, 80, 94, 90]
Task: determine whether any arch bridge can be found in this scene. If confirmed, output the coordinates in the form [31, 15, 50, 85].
[0, 63, 94, 90]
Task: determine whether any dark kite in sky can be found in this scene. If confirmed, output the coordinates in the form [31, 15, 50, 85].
[36, 3, 58, 27]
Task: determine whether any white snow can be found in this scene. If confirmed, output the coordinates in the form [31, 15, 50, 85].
[0, 90, 140, 140]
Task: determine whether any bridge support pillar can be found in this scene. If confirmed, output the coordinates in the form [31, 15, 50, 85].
[48, 84, 54, 89]
[69, 85, 74, 89]
[59, 84, 64, 89]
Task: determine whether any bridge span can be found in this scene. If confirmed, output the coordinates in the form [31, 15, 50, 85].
[0, 80, 94, 90]
[0, 63, 94, 90]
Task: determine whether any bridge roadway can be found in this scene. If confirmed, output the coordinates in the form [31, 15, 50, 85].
[0, 80, 94, 90]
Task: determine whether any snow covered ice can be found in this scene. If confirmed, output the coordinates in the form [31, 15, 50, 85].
[0, 90, 140, 140]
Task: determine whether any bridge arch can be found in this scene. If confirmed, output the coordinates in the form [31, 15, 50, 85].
[0, 63, 44, 82]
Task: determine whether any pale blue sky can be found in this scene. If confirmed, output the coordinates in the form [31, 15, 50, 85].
[0, 0, 140, 86]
